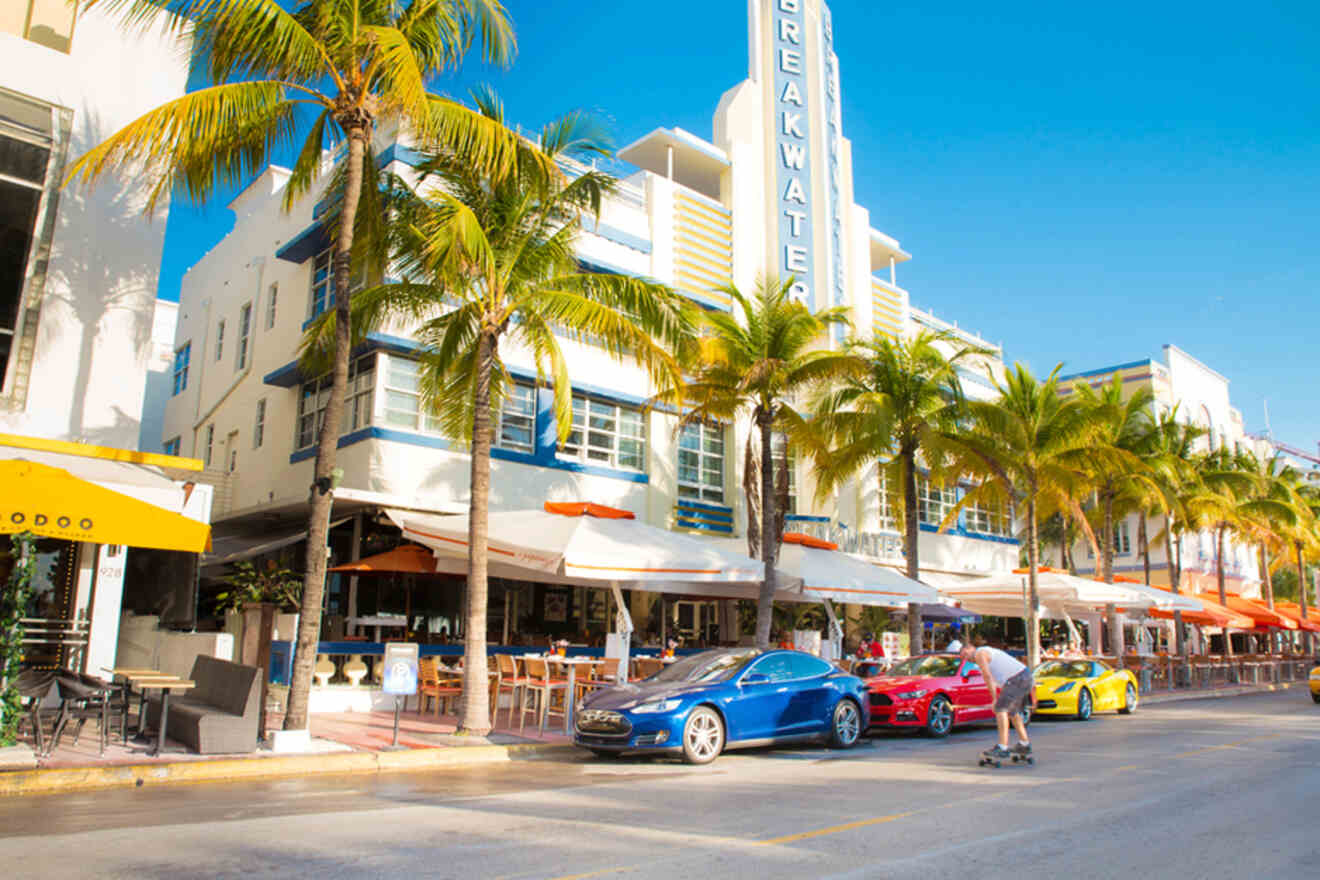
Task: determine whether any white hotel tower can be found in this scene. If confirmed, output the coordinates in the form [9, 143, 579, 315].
[161, 0, 1017, 638]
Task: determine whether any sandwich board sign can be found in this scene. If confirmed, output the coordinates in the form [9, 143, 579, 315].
[382, 642, 419, 695]
[382, 642, 418, 748]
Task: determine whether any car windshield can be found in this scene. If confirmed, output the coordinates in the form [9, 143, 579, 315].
[885, 655, 960, 677]
[649, 649, 761, 684]
[1036, 661, 1093, 678]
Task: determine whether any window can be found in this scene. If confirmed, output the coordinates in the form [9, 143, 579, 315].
[236, 302, 251, 370]
[496, 382, 536, 453]
[265, 283, 278, 329]
[1086, 520, 1134, 558]
[561, 395, 644, 471]
[214, 319, 224, 361]
[771, 433, 797, 515]
[917, 477, 957, 527]
[162, 436, 180, 457]
[309, 249, 331, 319]
[171, 342, 190, 395]
[0, 93, 54, 390]
[1114, 520, 1132, 556]
[382, 356, 442, 434]
[296, 354, 375, 450]
[2, 1, 78, 53]
[203, 424, 214, 467]
[308, 247, 366, 319]
[253, 399, 266, 449]
[965, 498, 1010, 537]
[677, 422, 724, 503]
[228, 447, 237, 473]
[748, 653, 794, 682]
[875, 471, 899, 532]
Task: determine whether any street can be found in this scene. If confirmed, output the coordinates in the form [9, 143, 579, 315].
[2, 690, 1316, 879]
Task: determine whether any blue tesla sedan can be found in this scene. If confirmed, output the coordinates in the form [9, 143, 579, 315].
[573, 648, 869, 764]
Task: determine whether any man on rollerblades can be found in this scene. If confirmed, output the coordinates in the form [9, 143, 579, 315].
[954, 641, 1036, 764]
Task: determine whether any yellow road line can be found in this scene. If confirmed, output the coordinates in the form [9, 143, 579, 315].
[756, 810, 915, 846]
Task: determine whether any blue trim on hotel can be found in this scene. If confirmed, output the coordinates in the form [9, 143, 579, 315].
[919, 521, 1019, 545]
[675, 518, 734, 534]
[1056, 358, 1153, 383]
[275, 222, 330, 264]
[786, 514, 830, 524]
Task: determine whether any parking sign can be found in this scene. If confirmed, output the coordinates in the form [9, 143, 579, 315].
[382, 642, 419, 696]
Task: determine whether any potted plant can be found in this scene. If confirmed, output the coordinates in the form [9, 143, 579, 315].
[217, 561, 302, 667]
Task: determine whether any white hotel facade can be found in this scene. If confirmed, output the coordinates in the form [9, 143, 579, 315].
[160, 0, 1019, 633]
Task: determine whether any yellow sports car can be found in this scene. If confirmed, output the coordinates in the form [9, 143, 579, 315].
[1032, 659, 1139, 720]
[1309, 663, 1320, 704]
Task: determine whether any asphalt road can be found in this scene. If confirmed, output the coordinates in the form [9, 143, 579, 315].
[3, 690, 1317, 879]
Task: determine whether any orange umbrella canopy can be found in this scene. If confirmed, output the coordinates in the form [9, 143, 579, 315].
[1194, 593, 1297, 630]
[1268, 602, 1320, 633]
[328, 543, 438, 575]
[1148, 589, 1253, 629]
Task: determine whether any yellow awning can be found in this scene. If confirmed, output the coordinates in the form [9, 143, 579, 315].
[0, 459, 211, 552]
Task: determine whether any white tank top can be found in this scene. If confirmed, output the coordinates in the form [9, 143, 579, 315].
[979, 647, 1026, 685]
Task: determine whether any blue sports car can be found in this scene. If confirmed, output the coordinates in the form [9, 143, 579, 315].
[573, 648, 869, 764]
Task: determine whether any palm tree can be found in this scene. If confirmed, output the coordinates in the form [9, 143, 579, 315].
[328, 93, 693, 733]
[1280, 477, 1320, 622]
[1070, 376, 1158, 585]
[945, 364, 1102, 668]
[663, 277, 851, 649]
[1233, 450, 1298, 612]
[810, 331, 982, 654]
[1130, 409, 1204, 656]
[67, 0, 519, 732]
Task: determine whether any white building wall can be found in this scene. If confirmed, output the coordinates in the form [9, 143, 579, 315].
[0, 10, 190, 448]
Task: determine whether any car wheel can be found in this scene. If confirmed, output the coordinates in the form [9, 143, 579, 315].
[681, 706, 725, 765]
[924, 695, 954, 738]
[829, 699, 862, 749]
[1075, 688, 1092, 721]
[1118, 682, 1138, 715]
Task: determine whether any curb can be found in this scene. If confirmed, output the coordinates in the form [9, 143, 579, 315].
[1142, 681, 1301, 705]
[0, 741, 578, 798]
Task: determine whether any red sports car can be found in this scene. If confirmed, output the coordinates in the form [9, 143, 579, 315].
[867, 653, 1024, 737]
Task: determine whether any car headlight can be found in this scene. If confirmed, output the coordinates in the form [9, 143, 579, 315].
[1053, 682, 1076, 693]
[631, 698, 681, 714]
[894, 689, 927, 700]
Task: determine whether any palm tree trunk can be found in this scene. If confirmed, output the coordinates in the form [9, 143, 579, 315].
[1026, 494, 1042, 669]
[1216, 524, 1233, 658]
[1101, 490, 1115, 583]
[754, 410, 778, 650]
[1297, 543, 1308, 620]
[1260, 546, 1275, 609]
[1139, 512, 1151, 586]
[1164, 521, 1186, 659]
[285, 125, 367, 732]
[901, 447, 922, 656]
[459, 329, 497, 735]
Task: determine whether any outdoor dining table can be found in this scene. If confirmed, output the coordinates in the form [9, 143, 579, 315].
[107, 668, 196, 757]
[538, 656, 599, 736]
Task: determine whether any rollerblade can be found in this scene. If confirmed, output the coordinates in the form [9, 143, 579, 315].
[1010, 742, 1034, 765]
[978, 744, 1012, 768]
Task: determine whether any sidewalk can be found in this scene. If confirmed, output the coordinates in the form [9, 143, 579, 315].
[0, 705, 575, 797]
[1141, 679, 1301, 706]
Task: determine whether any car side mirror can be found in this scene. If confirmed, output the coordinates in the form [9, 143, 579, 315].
[743, 673, 770, 686]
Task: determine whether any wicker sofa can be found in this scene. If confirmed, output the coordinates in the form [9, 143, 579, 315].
[144, 655, 261, 754]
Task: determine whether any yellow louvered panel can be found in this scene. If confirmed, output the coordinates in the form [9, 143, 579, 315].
[675, 237, 733, 271]
[673, 191, 732, 305]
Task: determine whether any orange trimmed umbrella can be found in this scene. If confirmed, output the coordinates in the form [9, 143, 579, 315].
[1269, 602, 1320, 634]
[1194, 593, 1297, 630]
[329, 543, 439, 575]
[1148, 588, 1253, 629]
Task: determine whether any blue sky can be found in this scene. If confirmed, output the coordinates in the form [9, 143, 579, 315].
[157, 0, 1320, 450]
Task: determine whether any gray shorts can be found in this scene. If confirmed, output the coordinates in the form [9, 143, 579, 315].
[994, 668, 1033, 714]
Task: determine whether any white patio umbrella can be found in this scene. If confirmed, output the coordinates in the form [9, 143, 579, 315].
[940, 568, 1156, 617]
[1108, 577, 1204, 614]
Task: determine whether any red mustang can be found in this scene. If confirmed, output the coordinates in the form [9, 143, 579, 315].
[866, 653, 1015, 737]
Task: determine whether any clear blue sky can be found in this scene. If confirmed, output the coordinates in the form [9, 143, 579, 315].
[157, 0, 1320, 451]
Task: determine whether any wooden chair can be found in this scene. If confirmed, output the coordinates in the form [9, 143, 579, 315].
[633, 657, 663, 680]
[418, 657, 461, 716]
[519, 657, 567, 734]
[494, 654, 530, 728]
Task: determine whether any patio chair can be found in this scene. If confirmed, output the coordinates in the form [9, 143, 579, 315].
[417, 657, 462, 716]
[15, 669, 58, 757]
[494, 654, 530, 728]
[50, 672, 123, 756]
[633, 657, 664, 680]
[519, 657, 567, 735]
